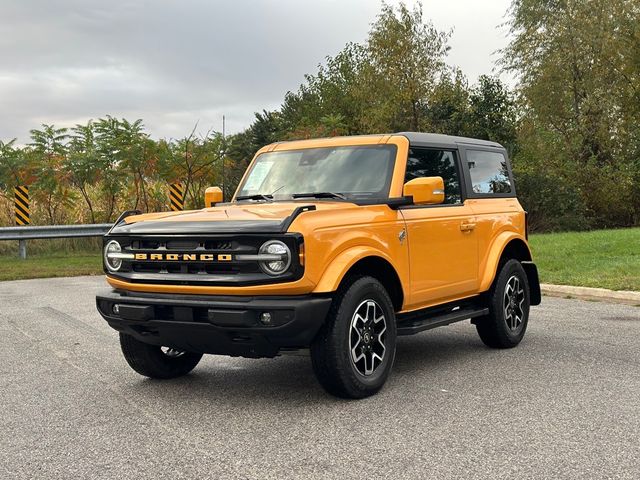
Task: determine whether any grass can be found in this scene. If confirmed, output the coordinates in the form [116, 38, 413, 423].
[529, 227, 640, 291]
[0, 227, 638, 291]
[0, 251, 102, 281]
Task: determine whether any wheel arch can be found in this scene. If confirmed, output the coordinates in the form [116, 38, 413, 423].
[479, 233, 532, 293]
[313, 248, 405, 312]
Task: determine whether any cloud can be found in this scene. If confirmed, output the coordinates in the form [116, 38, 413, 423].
[0, 0, 512, 143]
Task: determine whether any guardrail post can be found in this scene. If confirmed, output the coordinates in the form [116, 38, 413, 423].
[169, 183, 184, 211]
[18, 239, 27, 260]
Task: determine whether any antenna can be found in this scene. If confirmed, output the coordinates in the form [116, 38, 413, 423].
[222, 115, 226, 200]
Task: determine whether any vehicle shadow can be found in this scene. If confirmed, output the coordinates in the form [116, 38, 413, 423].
[393, 328, 488, 376]
[119, 326, 490, 405]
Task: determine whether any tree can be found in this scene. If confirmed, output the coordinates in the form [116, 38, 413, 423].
[66, 122, 101, 223]
[424, 68, 471, 137]
[158, 127, 224, 209]
[0, 139, 34, 191]
[28, 124, 68, 157]
[364, 2, 450, 131]
[467, 75, 518, 152]
[502, 0, 640, 227]
[94, 117, 156, 212]
[28, 124, 73, 224]
[283, 43, 369, 137]
[277, 2, 452, 137]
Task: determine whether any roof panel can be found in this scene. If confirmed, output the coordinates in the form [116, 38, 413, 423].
[396, 132, 503, 148]
[263, 132, 504, 151]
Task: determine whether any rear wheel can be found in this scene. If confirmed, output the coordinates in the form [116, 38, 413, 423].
[476, 259, 530, 348]
[119, 333, 203, 379]
[311, 276, 397, 399]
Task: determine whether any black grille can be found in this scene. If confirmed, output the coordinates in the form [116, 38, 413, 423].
[131, 262, 247, 275]
[105, 234, 303, 286]
[131, 239, 234, 251]
[125, 237, 255, 275]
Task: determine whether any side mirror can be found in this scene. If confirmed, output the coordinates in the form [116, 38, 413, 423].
[204, 186, 223, 207]
[403, 177, 445, 205]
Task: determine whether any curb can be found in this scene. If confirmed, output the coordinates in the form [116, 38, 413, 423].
[541, 283, 640, 306]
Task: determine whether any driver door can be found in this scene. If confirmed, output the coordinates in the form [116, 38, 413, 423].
[400, 147, 478, 308]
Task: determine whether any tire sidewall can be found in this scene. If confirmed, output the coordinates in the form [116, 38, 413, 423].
[337, 278, 397, 390]
[119, 333, 203, 379]
[492, 259, 531, 343]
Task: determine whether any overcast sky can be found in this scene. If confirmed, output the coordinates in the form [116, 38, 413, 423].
[0, 0, 513, 144]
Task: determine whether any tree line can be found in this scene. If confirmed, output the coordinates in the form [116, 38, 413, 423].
[1, 0, 638, 231]
[0, 119, 232, 225]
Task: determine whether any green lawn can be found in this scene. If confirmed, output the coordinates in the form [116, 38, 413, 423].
[529, 227, 639, 291]
[1, 228, 638, 290]
[0, 252, 103, 281]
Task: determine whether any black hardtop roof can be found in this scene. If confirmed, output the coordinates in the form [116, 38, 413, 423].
[397, 132, 504, 149]
[266, 132, 504, 150]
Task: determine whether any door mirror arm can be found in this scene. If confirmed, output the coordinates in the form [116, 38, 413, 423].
[386, 197, 414, 210]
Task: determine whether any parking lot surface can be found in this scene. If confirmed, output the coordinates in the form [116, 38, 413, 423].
[1, 276, 638, 479]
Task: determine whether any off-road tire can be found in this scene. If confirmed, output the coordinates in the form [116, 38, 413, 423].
[119, 333, 203, 379]
[311, 275, 397, 399]
[476, 259, 530, 348]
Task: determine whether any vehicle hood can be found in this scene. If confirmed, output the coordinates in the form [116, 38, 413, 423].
[109, 201, 355, 235]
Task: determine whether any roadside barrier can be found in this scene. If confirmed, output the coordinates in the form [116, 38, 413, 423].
[169, 183, 184, 211]
[14, 186, 30, 226]
[0, 224, 112, 260]
[2, 182, 186, 259]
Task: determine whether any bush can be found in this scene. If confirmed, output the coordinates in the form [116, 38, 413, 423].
[514, 167, 590, 232]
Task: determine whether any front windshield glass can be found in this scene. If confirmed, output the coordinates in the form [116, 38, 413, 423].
[236, 145, 397, 201]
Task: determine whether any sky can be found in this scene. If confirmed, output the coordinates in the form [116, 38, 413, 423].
[0, 0, 513, 144]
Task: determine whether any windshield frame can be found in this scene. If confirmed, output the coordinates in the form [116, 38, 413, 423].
[234, 144, 398, 203]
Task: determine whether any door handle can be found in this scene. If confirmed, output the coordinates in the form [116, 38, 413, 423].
[460, 222, 476, 232]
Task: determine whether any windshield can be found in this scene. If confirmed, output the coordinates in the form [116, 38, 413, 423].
[235, 145, 397, 201]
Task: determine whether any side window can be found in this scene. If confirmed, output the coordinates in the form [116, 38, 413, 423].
[466, 150, 512, 194]
[405, 148, 461, 204]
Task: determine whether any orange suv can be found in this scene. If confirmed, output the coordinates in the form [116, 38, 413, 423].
[96, 133, 541, 398]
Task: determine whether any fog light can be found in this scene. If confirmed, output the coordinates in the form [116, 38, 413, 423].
[260, 312, 272, 325]
[113, 304, 120, 314]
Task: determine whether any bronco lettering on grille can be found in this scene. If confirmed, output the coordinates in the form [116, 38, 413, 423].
[133, 253, 232, 262]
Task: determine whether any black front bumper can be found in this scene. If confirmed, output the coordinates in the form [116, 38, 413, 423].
[96, 290, 333, 358]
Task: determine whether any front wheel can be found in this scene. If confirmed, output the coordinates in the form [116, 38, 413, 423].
[311, 276, 397, 399]
[119, 333, 203, 379]
[476, 259, 531, 348]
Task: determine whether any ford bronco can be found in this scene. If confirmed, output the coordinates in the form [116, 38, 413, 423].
[96, 133, 541, 398]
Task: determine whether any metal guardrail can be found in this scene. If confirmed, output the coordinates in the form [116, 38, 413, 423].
[0, 224, 112, 259]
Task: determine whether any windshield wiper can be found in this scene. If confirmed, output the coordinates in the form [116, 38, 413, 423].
[292, 192, 347, 200]
[235, 193, 274, 202]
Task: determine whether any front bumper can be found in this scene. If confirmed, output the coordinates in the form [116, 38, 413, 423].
[96, 289, 332, 358]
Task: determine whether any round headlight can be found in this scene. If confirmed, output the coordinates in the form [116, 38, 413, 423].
[259, 240, 291, 276]
[104, 240, 123, 272]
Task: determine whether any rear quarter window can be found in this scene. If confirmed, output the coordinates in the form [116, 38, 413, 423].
[466, 150, 513, 194]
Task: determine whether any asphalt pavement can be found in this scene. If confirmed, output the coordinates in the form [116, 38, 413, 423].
[1, 276, 639, 479]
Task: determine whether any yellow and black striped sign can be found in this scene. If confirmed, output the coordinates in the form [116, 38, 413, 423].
[169, 183, 184, 211]
[14, 186, 30, 226]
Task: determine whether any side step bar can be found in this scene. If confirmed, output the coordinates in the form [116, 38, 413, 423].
[396, 307, 489, 336]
